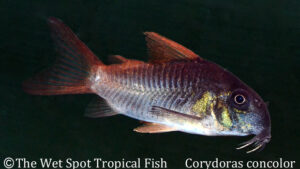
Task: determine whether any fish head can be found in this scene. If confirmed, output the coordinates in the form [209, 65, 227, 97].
[215, 84, 271, 153]
[189, 61, 271, 152]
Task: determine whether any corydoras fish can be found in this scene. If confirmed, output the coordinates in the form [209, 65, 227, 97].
[23, 17, 271, 153]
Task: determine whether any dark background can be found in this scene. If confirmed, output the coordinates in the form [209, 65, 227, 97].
[0, 0, 299, 168]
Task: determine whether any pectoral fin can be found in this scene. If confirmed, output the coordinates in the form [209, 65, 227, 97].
[134, 122, 177, 133]
[147, 106, 202, 127]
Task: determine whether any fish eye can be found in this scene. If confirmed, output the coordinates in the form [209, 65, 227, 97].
[234, 94, 246, 104]
[230, 89, 250, 110]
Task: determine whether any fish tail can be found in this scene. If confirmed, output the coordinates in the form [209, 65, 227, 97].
[23, 17, 104, 95]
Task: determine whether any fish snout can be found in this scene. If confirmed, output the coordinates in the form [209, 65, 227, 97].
[235, 105, 271, 153]
[237, 124, 271, 153]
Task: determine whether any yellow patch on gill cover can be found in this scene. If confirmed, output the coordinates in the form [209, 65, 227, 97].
[233, 108, 246, 114]
[192, 92, 214, 117]
[221, 107, 232, 128]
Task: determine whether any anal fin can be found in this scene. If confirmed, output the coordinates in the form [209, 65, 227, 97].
[85, 97, 118, 118]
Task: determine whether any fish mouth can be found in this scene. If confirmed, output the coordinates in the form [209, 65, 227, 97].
[236, 130, 271, 153]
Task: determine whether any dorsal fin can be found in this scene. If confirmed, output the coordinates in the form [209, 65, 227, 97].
[144, 32, 203, 63]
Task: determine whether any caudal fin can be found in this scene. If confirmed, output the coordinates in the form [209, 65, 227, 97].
[23, 17, 103, 95]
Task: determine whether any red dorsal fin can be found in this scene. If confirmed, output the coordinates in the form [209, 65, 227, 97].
[144, 32, 203, 63]
[23, 17, 103, 95]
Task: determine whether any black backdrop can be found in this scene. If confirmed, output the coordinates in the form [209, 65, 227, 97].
[0, 1, 299, 169]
